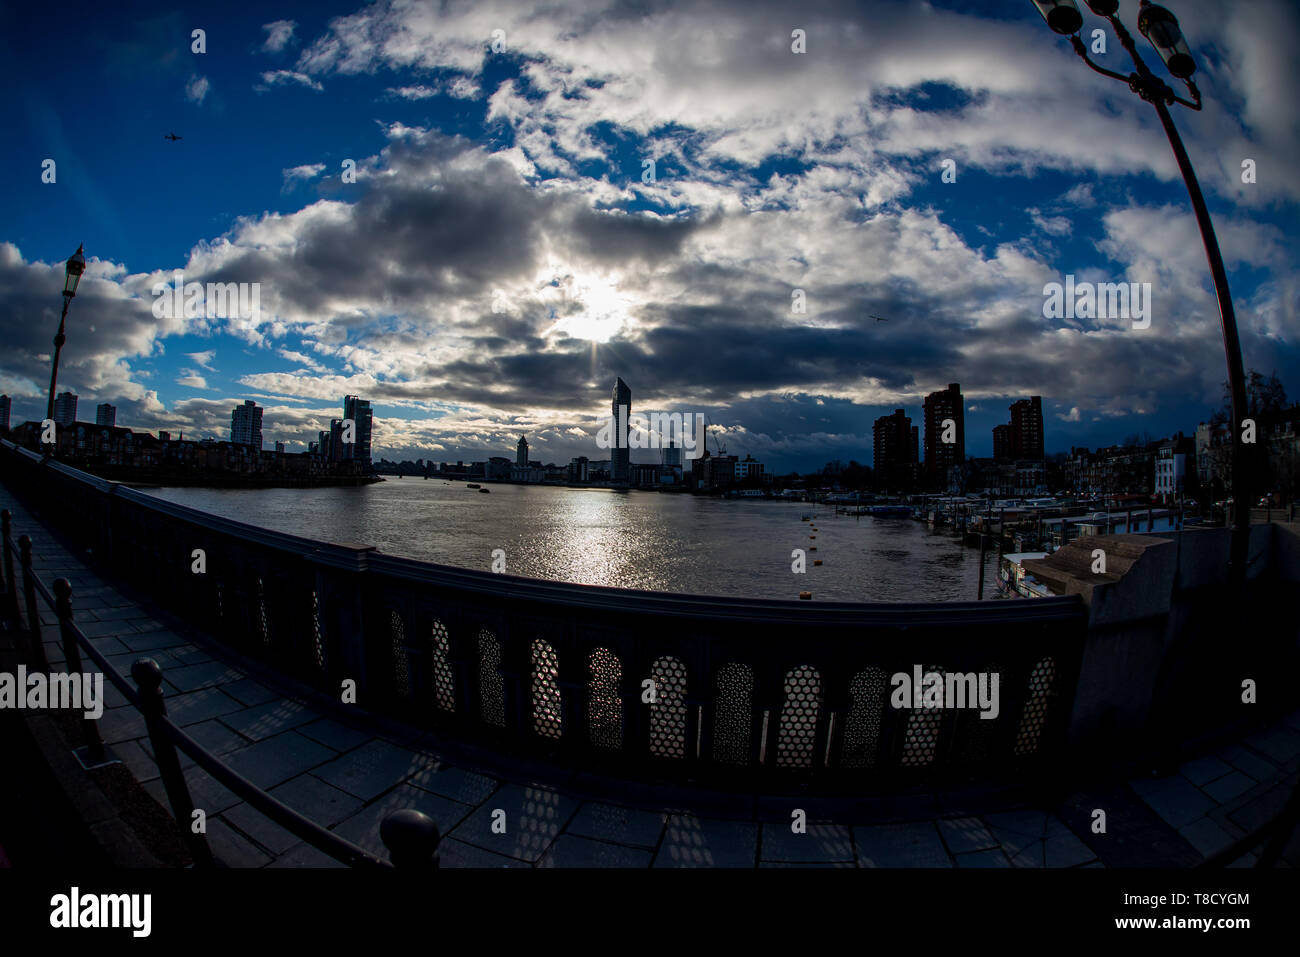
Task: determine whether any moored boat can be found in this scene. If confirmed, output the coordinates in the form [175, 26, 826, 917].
[998, 552, 1053, 598]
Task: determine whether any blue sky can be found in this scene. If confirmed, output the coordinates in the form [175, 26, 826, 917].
[1, 0, 1296, 471]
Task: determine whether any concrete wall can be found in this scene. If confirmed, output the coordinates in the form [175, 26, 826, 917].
[1024, 523, 1298, 754]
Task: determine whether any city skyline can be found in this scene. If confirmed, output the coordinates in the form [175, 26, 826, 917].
[0, 1, 1296, 475]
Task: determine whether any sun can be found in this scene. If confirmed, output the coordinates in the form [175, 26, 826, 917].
[542, 269, 631, 344]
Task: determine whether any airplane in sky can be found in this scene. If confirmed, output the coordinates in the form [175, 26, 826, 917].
[164, 132, 182, 141]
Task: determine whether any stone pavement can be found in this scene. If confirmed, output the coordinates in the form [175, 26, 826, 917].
[4, 479, 1299, 868]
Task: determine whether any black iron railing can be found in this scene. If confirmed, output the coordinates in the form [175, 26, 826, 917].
[1, 504, 439, 869]
[1, 439, 1089, 792]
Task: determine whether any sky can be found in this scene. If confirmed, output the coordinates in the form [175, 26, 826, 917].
[1, 0, 1296, 473]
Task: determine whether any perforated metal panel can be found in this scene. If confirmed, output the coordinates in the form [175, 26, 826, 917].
[588, 647, 623, 749]
[840, 667, 887, 768]
[390, 611, 411, 700]
[901, 665, 944, 767]
[430, 619, 455, 713]
[960, 662, 1002, 762]
[256, 577, 269, 645]
[1014, 656, 1056, 755]
[648, 655, 687, 759]
[712, 662, 753, 765]
[478, 628, 505, 727]
[310, 590, 325, 671]
[531, 639, 563, 740]
[775, 664, 822, 768]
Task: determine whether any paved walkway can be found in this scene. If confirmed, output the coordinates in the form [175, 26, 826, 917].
[4, 480, 1299, 868]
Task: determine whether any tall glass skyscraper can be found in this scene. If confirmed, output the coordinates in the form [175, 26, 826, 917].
[342, 395, 373, 466]
[611, 377, 631, 483]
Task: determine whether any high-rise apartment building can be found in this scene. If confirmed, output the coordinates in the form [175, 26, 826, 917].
[54, 392, 78, 427]
[923, 383, 964, 491]
[1009, 396, 1045, 460]
[231, 399, 263, 449]
[96, 403, 116, 427]
[874, 408, 919, 491]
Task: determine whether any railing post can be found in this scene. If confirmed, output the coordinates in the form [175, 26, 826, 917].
[54, 578, 106, 765]
[1, 509, 17, 622]
[17, 535, 50, 670]
[131, 657, 216, 867]
[380, 808, 440, 868]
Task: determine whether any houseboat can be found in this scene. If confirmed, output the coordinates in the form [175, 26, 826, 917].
[997, 552, 1054, 598]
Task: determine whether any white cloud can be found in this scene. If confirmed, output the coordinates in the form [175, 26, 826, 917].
[281, 163, 326, 190]
[185, 74, 210, 104]
[387, 84, 439, 100]
[262, 20, 297, 53]
[258, 70, 323, 92]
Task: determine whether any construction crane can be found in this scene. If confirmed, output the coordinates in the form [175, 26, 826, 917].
[705, 416, 726, 456]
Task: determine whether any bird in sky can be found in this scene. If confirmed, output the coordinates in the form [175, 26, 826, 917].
[870, 314, 888, 322]
[164, 133, 182, 141]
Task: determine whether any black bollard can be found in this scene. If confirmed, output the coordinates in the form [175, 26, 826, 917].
[1, 509, 16, 622]
[17, 535, 49, 670]
[54, 579, 106, 765]
[132, 657, 215, 867]
[381, 808, 441, 868]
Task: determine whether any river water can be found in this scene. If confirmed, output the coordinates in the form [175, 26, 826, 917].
[140, 481, 1000, 602]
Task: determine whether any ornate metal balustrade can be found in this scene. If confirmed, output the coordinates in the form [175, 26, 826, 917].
[2, 439, 1089, 792]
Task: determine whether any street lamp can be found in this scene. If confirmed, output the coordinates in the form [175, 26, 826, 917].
[1030, 0, 1253, 589]
[45, 244, 85, 438]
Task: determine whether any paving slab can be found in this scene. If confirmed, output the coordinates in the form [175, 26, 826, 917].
[223, 731, 337, 790]
[1130, 775, 1217, 829]
[297, 717, 373, 752]
[222, 678, 281, 708]
[266, 774, 365, 828]
[220, 699, 320, 742]
[760, 822, 854, 863]
[1203, 771, 1256, 804]
[1218, 744, 1279, 783]
[939, 816, 999, 853]
[449, 784, 578, 863]
[206, 817, 272, 868]
[1179, 756, 1233, 788]
[566, 802, 666, 849]
[409, 762, 501, 805]
[438, 837, 530, 868]
[311, 739, 435, 802]
[222, 802, 303, 857]
[955, 847, 1011, 867]
[267, 842, 346, 868]
[855, 822, 951, 868]
[654, 815, 757, 868]
[538, 834, 652, 868]
[1244, 728, 1300, 766]
[1179, 817, 1235, 859]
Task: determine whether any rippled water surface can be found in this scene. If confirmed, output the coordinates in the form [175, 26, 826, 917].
[140, 481, 1001, 602]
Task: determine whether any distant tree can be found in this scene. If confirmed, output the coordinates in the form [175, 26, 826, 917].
[1217, 369, 1289, 420]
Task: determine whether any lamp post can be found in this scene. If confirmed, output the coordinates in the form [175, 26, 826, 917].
[1031, 0, 1252, 589]
[46, 245, 86, 436]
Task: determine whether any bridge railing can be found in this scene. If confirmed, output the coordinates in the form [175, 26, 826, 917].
[1, 501, 439, 868]
[1, 438, 1089, 792]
